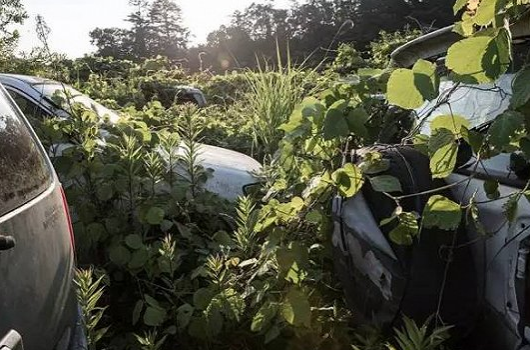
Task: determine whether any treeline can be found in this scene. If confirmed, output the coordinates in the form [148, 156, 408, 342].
[89, 0, 455, 72]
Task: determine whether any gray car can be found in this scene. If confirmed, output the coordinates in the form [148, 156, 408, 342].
[0, 83, 86, 348]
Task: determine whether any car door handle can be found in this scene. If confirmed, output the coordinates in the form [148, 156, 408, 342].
[0, 330, 23, 350]
[0, 236, 15, 251]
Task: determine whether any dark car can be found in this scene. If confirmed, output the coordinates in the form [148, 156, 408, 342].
[333, 25, 530, 350]
[0, 82, 86, 349]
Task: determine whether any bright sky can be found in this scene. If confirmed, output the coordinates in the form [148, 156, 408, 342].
[17, 0, 291, 58]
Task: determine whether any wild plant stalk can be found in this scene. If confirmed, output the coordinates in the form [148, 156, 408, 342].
[134, 330, 167, 350]
[74, 268, 109, 350]
[244, 42, 320, 159]
[233, 196, 257, 256]
[178, 105, 206, 196]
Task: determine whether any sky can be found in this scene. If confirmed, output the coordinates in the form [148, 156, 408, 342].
[17, 0, 291, 58]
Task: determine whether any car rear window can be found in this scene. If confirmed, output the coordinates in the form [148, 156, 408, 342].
[0, 88, 53, 217]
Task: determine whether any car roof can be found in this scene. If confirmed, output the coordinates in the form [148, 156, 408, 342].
[0, 73, 61, 85]
[390, 14, 530, 68]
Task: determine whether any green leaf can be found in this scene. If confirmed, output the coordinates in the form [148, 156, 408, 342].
[346, 107, 369, 138]
[387, 59, 438, 109]
[511, 67, 530, 108]
[473, 0, 506, 26]
[389, 212, 419, 245]
[429, 130, 458, 178]
[322, 101, 349, 140]
[423, 195, 462, 231]
[369, 175, 402, 193]
[144, 294, 160, 308]
[412, 59, 439, 101]
[387, 69, 423, 109]
[445, 35, 495, 84]
[430, 114, 470, 135]
[132, 300, 144, 325]
[483, 28, 511, 80]
[488, 111, 525, 151]
[281, 288, 311, 327]
[264, 325, 281, 344]
[358, 152, 390, 175]
[128, 248, 148, 269]
[466, 200, 486, 235]
[125, 234, 143, 250]
[453, 0, 468, 14]
[503, 195, 519, 222]
[251, 302, 279, 332]
[143, 306, 166, 327]
[177, 304, 194, 329]
[146, 206, 165, 225]
[109, 245, 131, 266]
[332, 163, 364, 198]
[484, 179, 500, 200]
[193, 288, 215, 310]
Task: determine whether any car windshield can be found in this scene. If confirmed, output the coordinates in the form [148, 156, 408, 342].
[31, 82, 120, 123]
[416, 74, 513, 135]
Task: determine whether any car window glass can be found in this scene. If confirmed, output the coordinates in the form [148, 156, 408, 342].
[0, 88, 53, 217]
[32, 83, 120, 123]
[6, 89, 50, 126]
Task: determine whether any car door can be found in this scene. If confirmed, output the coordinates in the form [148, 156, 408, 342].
[449, 152, 530, 349]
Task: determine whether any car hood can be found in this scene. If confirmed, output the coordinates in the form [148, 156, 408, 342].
[173, 144, 262, 201]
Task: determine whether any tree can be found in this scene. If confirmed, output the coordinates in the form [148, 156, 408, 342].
[0, 0, 28, 56]
[89, 28, 133, 59]
[127, 0, 153, 58]
[148, 0, 189, 58]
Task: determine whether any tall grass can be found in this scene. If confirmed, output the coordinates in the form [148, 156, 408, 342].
[244, 44, 322, 159]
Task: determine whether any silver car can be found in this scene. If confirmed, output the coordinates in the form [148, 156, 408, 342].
[0, 83, 86, 348]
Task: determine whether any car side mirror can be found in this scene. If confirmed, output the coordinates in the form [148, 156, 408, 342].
[0, 330, 23, 350]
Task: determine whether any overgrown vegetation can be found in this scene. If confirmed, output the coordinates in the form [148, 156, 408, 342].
[3, 0, 530, 349]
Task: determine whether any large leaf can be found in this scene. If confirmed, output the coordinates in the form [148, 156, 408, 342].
[322, 100, 349, 140]
[446, 30, 509, 83]
[143, 306, 167, 327]
[429, 129, 458, 178]
[423, 195, 462, 230]
[146, 206, 165, 225]
[346, 107, 369, 138]
[387, 59, 438, 109]
[251, 302, 279, 332]
[389, 212, 419, 245]
[125, 234, 143, 250]
[332, 163, 364, 197]
[369, 175, 402, 193]
[281, 288, 311, 327]
[510, 67, 530, 108]
[109, 245, 131, 266]
[430, 114, 470, 135]
[177, 304, 194, 329]
[488, 111, 525, 151]
[473, 0, 506, 26]
[193, 288, 215, 310]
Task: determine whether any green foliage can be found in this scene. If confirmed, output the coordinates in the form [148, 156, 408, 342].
[75, 268, 109, 350]
[389, 316, 452, 350]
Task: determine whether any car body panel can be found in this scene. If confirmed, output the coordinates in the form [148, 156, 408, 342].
[0, 83, 83, 349]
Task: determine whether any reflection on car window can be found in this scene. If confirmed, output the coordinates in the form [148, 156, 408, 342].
[6, 89, 50, 127]
[31, 82, 120, 123]
[0, 89, 52, 216]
